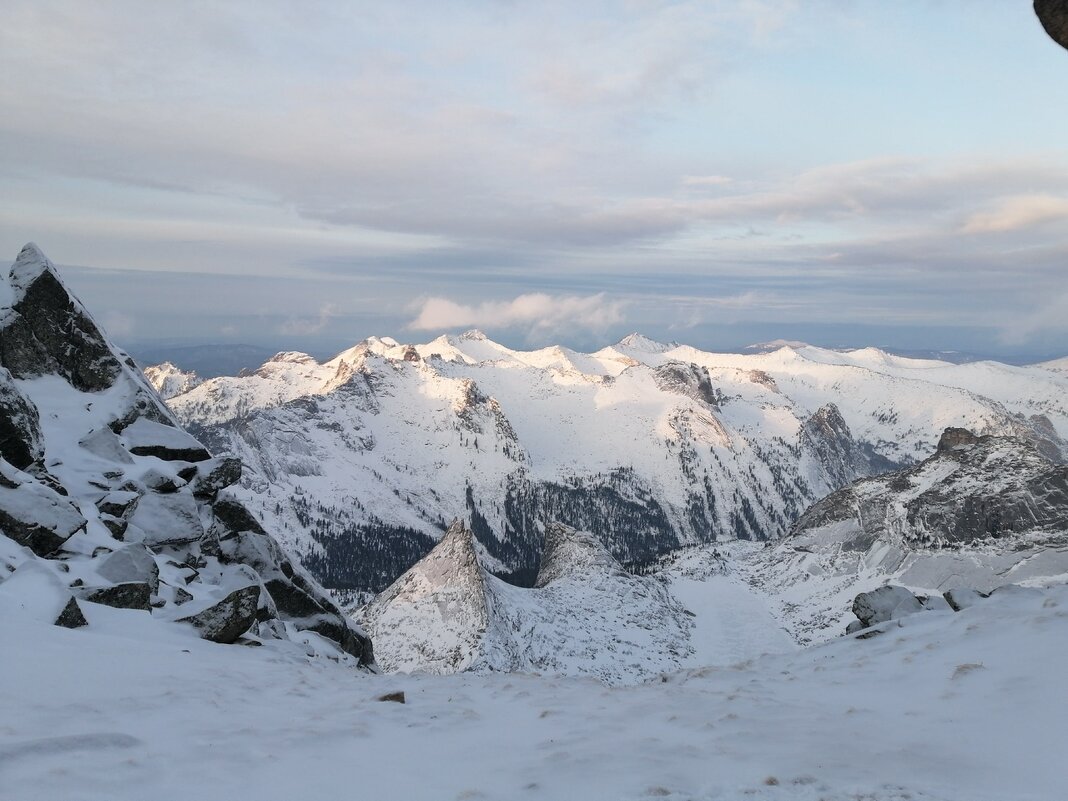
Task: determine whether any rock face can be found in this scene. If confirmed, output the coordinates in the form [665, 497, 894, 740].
[357, 519, 694, 685]
[794, 428, 1068, 550]
[738, 428, 1068, 643]
[1036, 0, 1068, 51]
[0, 244, 373, 667]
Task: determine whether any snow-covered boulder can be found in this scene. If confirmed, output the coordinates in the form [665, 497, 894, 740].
[851, 586, 923, 630]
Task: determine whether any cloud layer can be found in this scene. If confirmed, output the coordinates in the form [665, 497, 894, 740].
[1, 2, 1066, 357]
[408, 293, 625, 336]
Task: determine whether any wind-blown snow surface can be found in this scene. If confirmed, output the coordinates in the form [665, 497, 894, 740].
[3, 583, 1066, 801]
[154, 331, 1068, 590]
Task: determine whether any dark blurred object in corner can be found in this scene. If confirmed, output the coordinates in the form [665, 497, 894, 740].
[1036, 0, 1068, 51]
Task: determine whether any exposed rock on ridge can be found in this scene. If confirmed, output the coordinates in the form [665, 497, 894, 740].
[0, 244, 372, 666]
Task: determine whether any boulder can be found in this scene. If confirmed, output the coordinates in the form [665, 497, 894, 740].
[81, 582, 153, 611]
[96, 544, 159, 590]
[177, 584, 260, 644]
[851, 585, 923, 629]
[119, 418, 211, 462]
[0, 463, 86, 556]
[943, 587, 990, 612]
[125, 491, 203, 547]
[189, 456, 242, 499]
[54, 597, 89, 629]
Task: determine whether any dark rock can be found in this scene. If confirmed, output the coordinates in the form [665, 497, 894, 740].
[1036, 0, 1068, 50]
[937, 427, 980, 452]
[0, 244, 121, 391]
[96, 490, 140, 518]
[54, 596, 89, 629]
[82, 582, 152, 611]
[801, 403, 865, 490]
[190, 457, 242, 499]
[377, 691, 405, 703]
[174, 587, 194, 605]
[852, 585, 922, 629]
[943, 587, 990, 612]
[0, 370, 43, 470]
[653, 363, 721, 409]
[0, 466, 86, 556]
[177, 584, 261, 644]
[100, 515, 128, 539]
[213, 496, 267, 535]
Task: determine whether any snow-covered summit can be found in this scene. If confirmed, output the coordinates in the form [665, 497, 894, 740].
[535, 520, 626, 587]
[143, 361, 203, 400]
[614, 332, 674, 352]
[358, 519, 695, 684]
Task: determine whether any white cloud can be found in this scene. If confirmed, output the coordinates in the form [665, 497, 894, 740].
[279, 303, 337, 336]
[407, 293, 625, 335]
[962, 194, 1068, 234]
[683, 175, 734, 187]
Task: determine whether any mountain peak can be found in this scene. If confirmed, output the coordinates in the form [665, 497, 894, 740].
[615, 332, 671, 352]
[535, 521, 623, 588]
[459, 329, 488, 341]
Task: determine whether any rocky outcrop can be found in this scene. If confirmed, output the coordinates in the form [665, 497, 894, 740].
[357, 519, 694, 684]
[0, 369, 43, 470]
[791, 427, 1068, 550]
[0, 244, 374, 667]
[1, 244, 122, 391]
[535, 520, 626, 587]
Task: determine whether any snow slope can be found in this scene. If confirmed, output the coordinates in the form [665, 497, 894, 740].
[154, 330, 1068, 592]
[3, 579, 1066, 801]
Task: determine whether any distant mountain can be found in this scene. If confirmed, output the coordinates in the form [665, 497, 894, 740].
[148, 330, 1068, 594]
[130, 343, 277, 378]
[143, 361, 203, 399]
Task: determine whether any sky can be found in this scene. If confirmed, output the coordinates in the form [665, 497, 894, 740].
[2, 1, 1067, 361]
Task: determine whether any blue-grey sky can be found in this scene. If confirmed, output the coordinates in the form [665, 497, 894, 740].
[2, 1, 1067, 360]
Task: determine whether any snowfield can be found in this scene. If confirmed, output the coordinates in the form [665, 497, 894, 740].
[2, 582, 1066, 801]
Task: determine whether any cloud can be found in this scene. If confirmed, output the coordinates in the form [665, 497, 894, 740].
[683, 175, 734, 187]
[962, 194, 1068, 233]
[407, 293, 625, 335]
[279, 303, 337, 336]
[100, 310, 134, 338]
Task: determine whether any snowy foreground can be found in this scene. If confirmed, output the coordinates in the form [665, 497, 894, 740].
[3, 584, 1066, 801]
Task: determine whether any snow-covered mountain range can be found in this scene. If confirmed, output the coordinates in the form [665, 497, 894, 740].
[150, 328, 1068, 592]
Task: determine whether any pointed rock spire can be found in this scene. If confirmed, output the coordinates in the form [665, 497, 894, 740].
[535, 521, 623, 588]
